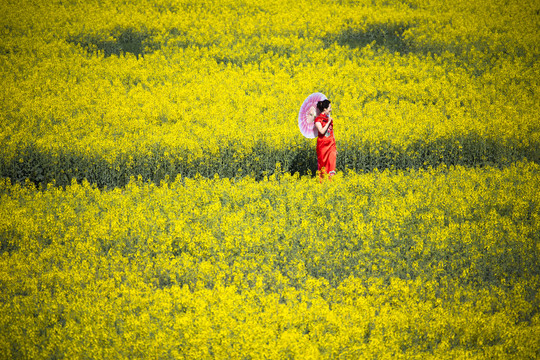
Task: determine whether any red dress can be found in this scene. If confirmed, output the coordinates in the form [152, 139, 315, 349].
[314, 113, 336, 178]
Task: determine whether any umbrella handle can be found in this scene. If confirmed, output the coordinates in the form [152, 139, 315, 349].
[308, 106, 316, 118]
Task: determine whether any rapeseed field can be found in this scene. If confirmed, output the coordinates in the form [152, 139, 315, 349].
[1, 0, 539, 358]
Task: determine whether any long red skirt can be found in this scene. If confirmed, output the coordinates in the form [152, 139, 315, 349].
[316, 138, 337, 179]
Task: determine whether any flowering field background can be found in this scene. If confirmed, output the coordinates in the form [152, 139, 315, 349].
[1, 0, 539, 185]
[1, 0, 539, 358]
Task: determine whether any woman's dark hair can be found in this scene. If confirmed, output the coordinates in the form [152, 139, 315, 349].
[317, 99, 331, 112]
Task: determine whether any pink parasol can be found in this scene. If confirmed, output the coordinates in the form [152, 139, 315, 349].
[298, 92, 327, 139]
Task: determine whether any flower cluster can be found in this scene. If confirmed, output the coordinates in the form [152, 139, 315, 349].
[0, 0, 538, 187]
[1, 162, 539, 358]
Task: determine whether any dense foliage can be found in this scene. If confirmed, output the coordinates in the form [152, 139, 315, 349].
[1, 163, 539, 358]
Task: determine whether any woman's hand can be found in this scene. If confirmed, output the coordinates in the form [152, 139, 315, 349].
[315, 116, 333, 135]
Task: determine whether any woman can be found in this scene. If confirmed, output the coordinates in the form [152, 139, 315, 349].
[313, 99, 336, 179]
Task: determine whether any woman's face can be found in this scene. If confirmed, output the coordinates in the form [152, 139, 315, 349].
[324, 104, 332, 115]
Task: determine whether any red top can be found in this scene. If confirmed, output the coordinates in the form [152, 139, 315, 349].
[314, 113, 334, 140]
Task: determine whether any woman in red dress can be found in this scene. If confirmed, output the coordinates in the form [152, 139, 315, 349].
[314, 99, 336, 179]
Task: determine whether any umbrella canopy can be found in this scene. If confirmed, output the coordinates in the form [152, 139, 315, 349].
[298, 92, 327, 139]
